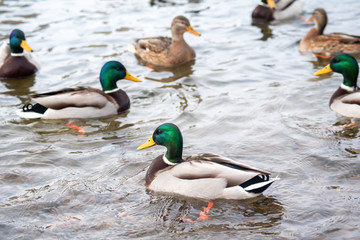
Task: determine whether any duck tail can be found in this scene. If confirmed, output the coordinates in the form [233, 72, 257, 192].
[16, 103, 47, 119]
[242, 175, 279, 194]
[127, 44, 137, 53]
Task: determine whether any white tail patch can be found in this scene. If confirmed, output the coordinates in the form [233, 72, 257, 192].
[127, 44, 136, 53]
[244, 176, 279, 192]
[16, 109, 43, 119]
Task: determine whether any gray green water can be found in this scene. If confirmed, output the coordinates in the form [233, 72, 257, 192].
[1, 0, 360, 239]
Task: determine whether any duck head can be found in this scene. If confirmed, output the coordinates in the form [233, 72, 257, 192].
[100, 61, 142, 92]
[137, 123, 184, 164]
[314, 54, 359, 89]
[9, 29, 33, 54]
[261, 0, 276, 8]
[307, 8, 328, 34]
[171, 16, 201, 40]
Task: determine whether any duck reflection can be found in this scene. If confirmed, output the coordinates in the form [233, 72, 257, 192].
[251, 22, 273, 41]
[329, 121, 360, 139]
[150, 0, 201, 7]
[0, 75, 35, 101]
[136, 55, 195, 83]
[148, 193, 284, 232]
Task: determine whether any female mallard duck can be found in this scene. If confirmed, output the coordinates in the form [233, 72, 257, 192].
[300, 8, 360, 54]
[251, 0, 305, 22]
[130, 16, 200, 67]
[17, 61, 141, 119]
[314, 54, 360, 118]
[137, 123, 277, 200]
[0, 29, 40, 79]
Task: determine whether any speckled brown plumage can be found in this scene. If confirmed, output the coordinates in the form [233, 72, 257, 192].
[132, 16, 200, 67]
[300, 8, 360, 54]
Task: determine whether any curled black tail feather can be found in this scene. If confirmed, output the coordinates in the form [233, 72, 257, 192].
[246, 181, 275, 194]
[22, 103, 47, 114]
[240, 175, 269, 189]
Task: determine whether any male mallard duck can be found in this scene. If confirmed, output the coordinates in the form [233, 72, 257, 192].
[137, 123, 277, 200]
[0, 29, 40, 79]
[251, 0, 305, 22]
[300, 8, 360, 54]
[17, 61, 141, 119]
[314, 54, 360, 118]
[130, 16, 200, 67]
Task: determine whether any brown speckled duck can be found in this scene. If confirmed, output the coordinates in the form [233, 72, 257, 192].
[0, 29, 40, 79]
[130, 16, 200, 67]
[17, 61, 141, 119]
[300, 8, 360, 55]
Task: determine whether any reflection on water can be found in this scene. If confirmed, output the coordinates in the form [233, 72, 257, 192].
[149, 0, 202, 7]
[0, 76, 35, 101]
[149, 194, 283, 235]
[136, 55, 195, 83]
[251, 22, 273, 41]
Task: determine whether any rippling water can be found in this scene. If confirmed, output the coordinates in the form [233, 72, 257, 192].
[1, 0, 360, 239]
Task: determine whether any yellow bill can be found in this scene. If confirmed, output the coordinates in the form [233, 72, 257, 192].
[267, 0, 276, 9]
[187, 26, 201, 36]
[20, 40, 33, 52]
[125, 71, 142, 82]
[305, 16, 315, 23]
[314, 64, 333, 76]
[137, 136, 156, 150]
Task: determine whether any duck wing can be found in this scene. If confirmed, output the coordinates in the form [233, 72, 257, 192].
[137, 36, 172, 54]
[341, 91, 360, 105]
[327, 33, 360, 44]
[31, 86, 114, 110]
[168, 153, 271, 188]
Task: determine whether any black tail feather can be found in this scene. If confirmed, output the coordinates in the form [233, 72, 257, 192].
[240, 175, 269, 189]
[22, 103, 47, 114]
[245, 181, 275, 194]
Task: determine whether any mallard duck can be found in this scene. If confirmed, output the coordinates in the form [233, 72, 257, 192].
[314, 54, 360, 118]
[251, 0, 305, 22]
[0, 29, 40, 79]
[300, 8, 360, 54]
[137, 123, 277, 200]
[129, 16, 200, 67]
[17, 61, 141, 119]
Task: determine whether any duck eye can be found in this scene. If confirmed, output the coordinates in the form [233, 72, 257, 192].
[333, 58, 340, 63]
[156, 129, 163, 135]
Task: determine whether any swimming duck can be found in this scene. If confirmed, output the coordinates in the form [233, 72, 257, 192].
[314, 54, 360, 118]
[137, 123, 277, 200]
[17, 61, 141, 119]
[130, 16, 200, 67]
[300, 8, 360, 54]
[251, 0, 305, 22]
[0, 29, 40, 79]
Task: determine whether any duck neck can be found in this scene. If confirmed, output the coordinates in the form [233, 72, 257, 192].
[171, 29, 185, 42]
[163, 138, 183, 165]
[315, 18, 326, 35]
[10, 43, 24, 54]
[342, 69, 359, 89]
[100, 76, 118, 92]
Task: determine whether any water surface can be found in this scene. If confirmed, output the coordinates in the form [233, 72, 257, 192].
[1, 0, 360, 239]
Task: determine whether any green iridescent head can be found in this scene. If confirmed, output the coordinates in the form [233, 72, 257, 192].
[137, 123, 184, 164]
[99, 61, 141, 92]
[9, 29, 33, 54]
[314, 54, 359, 88]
